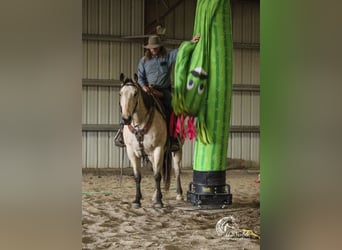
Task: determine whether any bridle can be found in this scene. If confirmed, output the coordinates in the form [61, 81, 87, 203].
[120, 79, 155, 160]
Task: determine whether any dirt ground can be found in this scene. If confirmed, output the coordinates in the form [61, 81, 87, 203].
[82, 161, 260, 250]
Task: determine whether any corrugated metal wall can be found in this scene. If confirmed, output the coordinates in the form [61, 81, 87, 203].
[82, 0, 260, 168]
[229, 1, 260, 162]
[82, 0, 144, 168]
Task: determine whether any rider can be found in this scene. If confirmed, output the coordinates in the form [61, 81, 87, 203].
[115, 34, 200, 151]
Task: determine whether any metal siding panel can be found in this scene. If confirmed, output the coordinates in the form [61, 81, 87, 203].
[121, 43, 132, 76]
[99, 42, 110, 78]
[98, 87, 109, 124]
[251, 50, 260, 85]
[109, 131, 116, 167]
[88, 0, 99, 34]
[232, 3, 243, 43]
[231, 91, 242, 126]
[252, 4, 260, 43]
[110, 87, 121, 124]
[82, 86, 88, 124]
[233, 49, 242, 84]
[82, 131, 87, 167]
[241, 133, 251, 160]
[82, 0, 88, 33]
[121, 0, 131, 36]
[110, 43, 121, 79]
[132, 0, 144, 35]
[99, 0, 111, 34]
[87, 132, 98, 168]
[231, 133, 242, 159]
[242, 3, 253, 43]
[110, 0, 121, 35]
[251, 133, 259, 162]
[87, 41, 98, 78]
[98, 132, 109, 168]
[251, 92, 260, 126]
[242, 92, 251, 126]
[82, 41, 88, 78]
[131, 43, 143, 74]
[241, 49, 252, 84]
[109, 87, 116, 124]
[227, 133, 233, 159]
[182, 140, 194, 168]
[87, 86, 98, 123]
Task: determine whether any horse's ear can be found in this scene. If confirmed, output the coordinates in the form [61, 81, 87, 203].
[133, 73, 138, 83]
[120, 73, 125, 82]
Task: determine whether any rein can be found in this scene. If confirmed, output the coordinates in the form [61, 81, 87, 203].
[128, 106, 155, 146]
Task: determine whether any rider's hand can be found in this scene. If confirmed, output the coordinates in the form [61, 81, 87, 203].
[142, 85, 149, 93]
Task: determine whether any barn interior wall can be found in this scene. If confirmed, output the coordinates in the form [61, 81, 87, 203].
[82, 0, 260, 168]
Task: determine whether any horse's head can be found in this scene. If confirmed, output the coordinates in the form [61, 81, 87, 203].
[119, 74, 140, 125]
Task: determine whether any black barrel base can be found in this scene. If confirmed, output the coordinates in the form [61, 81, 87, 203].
[186, 182, 233, 209]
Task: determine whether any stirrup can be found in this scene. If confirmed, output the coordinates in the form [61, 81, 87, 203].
[114, 130, 125, 147]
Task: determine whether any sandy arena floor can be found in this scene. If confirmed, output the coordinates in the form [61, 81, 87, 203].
[82, 162, 260, 250]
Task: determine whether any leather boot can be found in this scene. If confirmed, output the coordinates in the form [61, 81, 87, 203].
[169, 137, 180, 152]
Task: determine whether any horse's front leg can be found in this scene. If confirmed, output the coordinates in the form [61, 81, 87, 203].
[151, 147, 164, 208]
[153, 172, 163, 208]
[173, 150, 183, 201]
[128, 152, 142, 208]
[132, 169, 142, 209]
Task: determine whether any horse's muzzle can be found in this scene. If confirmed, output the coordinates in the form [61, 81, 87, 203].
[122, 116, 132, 125]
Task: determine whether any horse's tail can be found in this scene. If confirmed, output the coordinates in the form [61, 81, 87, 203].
[163, 151, 172, 191]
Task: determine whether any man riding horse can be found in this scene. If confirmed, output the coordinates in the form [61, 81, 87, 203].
[115, 34, 200, 151]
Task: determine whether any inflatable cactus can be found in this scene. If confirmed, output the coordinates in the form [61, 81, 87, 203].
[173, 0, 232, 173]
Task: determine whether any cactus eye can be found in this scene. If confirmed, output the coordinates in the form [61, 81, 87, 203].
[187, 80, 194, 90]
[198, 83, 205, 94]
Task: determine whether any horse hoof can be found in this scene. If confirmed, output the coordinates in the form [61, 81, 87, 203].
[132, 203, 141, 209]
[153, 203, 163, 209]
[176, 195, 183, 201]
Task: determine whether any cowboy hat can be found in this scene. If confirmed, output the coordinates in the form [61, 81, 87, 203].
[144, 35, 162, 49]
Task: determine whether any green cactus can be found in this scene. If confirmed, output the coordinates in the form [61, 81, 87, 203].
[173, 0, 232, 172]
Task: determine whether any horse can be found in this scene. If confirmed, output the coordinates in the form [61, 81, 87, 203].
[119, 73, 183, 208]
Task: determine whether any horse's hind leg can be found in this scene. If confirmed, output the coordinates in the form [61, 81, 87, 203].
[173, 151, 183, 201]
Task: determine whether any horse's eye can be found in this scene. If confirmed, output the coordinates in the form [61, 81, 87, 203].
[198, 83, 205, 94]
[187, 80, 194, 90]
[134, 91, 138, 97]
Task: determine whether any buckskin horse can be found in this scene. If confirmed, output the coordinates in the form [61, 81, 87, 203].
[119, 73, 183, 208]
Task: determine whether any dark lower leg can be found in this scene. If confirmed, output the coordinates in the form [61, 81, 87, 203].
[133, 173, 142, 205]
[176, 176, 183, 197]
[154, 172, 163, 205]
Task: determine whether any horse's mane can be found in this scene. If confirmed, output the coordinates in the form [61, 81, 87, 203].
[123, 78, 154, 110]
